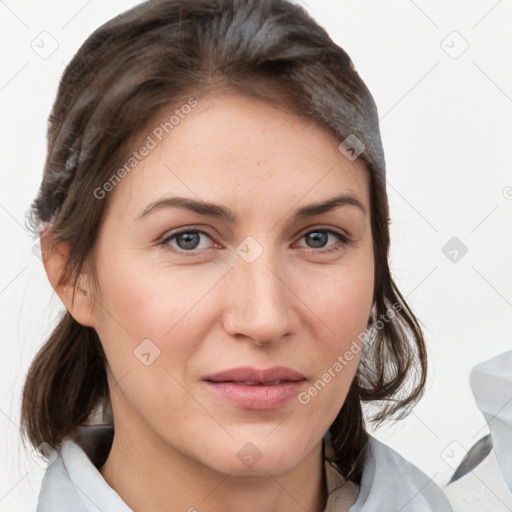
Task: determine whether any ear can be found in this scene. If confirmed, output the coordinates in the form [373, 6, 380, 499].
[40, 229, 97, 328]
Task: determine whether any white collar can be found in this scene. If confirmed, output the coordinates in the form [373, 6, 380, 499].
[37, 425, 453, 511]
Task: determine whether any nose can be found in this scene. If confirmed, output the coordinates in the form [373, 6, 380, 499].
[222, 245, 297, 346]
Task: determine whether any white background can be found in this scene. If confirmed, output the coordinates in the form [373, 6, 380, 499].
[1, 0, 511, 509]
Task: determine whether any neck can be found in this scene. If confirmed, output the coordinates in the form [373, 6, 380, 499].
[100, 423, 327, 512]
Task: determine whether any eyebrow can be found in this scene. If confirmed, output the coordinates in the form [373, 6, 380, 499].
[135, 193, 366, 223]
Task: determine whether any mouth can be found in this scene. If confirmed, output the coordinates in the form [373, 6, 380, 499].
[202, 366, 307, 410]
[218, 379, 292, 386]
[203, 365, 306, 383]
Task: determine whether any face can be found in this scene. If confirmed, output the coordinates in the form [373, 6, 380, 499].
[86, 92, 374, 476]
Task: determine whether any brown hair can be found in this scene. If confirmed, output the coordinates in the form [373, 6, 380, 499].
[21, 0, 427, 485]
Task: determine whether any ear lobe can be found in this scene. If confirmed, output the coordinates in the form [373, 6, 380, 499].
[40, 229, 97, 328]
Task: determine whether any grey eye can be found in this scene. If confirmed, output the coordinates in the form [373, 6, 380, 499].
[304, 231, 329, 248]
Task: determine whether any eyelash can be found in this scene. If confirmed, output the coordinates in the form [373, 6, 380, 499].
[159, 227, 350, 256]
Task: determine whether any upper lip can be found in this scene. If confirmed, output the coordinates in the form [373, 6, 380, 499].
[203, 366, 306, 383]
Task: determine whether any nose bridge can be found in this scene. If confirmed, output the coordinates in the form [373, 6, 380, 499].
[223, 238, 294, 342]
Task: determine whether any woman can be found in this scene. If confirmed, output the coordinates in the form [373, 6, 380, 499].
[20, 0, 511, 511]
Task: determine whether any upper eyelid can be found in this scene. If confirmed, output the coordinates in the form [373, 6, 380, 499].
[161, 227, 214, 243]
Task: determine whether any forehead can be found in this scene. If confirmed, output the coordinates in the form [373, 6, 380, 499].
[105, 93, 371, 220]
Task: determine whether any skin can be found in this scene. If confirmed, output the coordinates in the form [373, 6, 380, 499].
[43, 92, 374, 512]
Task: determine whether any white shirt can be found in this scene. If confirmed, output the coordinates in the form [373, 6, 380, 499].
[36, 351, 512, 512]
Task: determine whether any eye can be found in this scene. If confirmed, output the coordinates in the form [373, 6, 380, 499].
[296, 228, 350, 253]
[161, 229, 216, 253]
[159, 227, 350, 256]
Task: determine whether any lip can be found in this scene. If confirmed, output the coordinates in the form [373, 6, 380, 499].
[203, 366, 306, 383]
[202, 366, 306, 410]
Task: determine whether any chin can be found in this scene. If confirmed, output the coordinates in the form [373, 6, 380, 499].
[210, 453, 301, 477]
[199, 433, 310, 476]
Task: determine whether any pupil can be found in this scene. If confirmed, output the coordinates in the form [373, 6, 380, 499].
[308, 231, 327, 248]
[178, 232, 200, 250]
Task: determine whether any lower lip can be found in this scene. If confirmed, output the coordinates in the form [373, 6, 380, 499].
[204, 380, 306, 410]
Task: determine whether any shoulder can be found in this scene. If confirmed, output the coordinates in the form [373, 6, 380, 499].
[443, 448, 512, 511]
[36, 442, 86, 511]
[37, 431, 130, 512]
[324, 434, 454, 512]
[351, 436, 454, 512]
[443, 349, 512, 511]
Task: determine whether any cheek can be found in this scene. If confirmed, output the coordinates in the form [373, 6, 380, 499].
[94, 252, 216, 338]
[91, 257, 227, 396]
[296, 278, 369, 422]
[303, 262, 374, 346]
[92, 264, 206, 425]
[297, 261, 373, 404]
